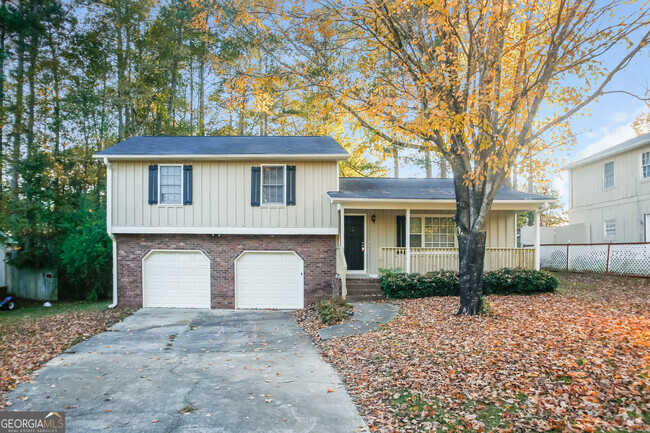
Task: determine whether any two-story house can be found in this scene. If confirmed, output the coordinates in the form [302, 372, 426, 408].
[95, 136, 551, 310]
[564, 132, 650, 243]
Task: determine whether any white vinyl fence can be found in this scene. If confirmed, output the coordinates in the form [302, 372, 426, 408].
[540, 243, 650, 277]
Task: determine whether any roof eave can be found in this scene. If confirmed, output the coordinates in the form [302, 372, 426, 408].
[92, 153, 350, 161]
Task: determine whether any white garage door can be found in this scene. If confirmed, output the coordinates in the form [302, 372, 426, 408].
[143, 250, 211, 309]
[236, 252, 304, 309]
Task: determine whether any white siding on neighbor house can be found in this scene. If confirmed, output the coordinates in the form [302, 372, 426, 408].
[568, 143, 650, 243]
[110, 160, 339, 230]
[344, 208, 517, 275]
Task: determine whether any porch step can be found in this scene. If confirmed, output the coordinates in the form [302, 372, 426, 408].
[346, 278, 384, 301]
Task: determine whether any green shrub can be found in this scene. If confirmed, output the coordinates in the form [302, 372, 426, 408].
[317, 296, 353, 325]
[482, 267, 558, 295]
[380, 269, 459, 298]
[379, 267, 557, 299]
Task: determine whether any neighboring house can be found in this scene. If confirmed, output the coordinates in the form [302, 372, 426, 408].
[563, 132, 650, 243]
[95, 136, 552, 310]
[0, 231, 9, 289]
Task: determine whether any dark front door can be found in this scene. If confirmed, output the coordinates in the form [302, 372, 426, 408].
[344, 215, 365, 271]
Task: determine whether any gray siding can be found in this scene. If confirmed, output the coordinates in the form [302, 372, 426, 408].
[568, 143, 650, 242]
[111, 160, 338, 230]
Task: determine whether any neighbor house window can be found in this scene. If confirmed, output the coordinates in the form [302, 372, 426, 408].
[642, 151, 650, 179]
[409, 216, 456, 248]
[603, 161, 614, 188]
[159, 165, 182, 204]
[604, 220, 616, 238]
[262, 165, 285, 205]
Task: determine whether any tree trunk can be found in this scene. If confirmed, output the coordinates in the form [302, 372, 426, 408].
[424, 151, 432, 178]
[456, 228, 487, 315]
[198, 49, 205, 136]
[26, 30, 38, 157]
[392, 145, 399, 177]
[11, 29, 25, 191]
[0, 0, 6, 207]
[439, 155, 447, 178]
[116, 24, 125, 141]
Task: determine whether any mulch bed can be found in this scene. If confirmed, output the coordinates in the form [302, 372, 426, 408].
[295, 273, 650, 432]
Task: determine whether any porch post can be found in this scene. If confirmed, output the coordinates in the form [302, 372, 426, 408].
[405, 209, 411, 273]
[340, 207, 345, 249]
[534, 208, 541, 270]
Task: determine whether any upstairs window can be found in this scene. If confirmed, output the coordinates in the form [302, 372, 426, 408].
[603, 161, 614, 189]
[604, 220, 616, 238]
[410, 216, 456, 248]
[643, 151, 650, 179]
[160, 165, 182, 204]
[262, 165, 285, 205]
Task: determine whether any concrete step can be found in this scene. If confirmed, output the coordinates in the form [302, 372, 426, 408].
[347, 294, 386, 302]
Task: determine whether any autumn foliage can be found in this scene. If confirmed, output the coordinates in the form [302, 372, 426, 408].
[310, 274, 650, 432]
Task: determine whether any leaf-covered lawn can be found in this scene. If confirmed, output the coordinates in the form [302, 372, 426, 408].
[0, 300, 132, 408]
[314, 273, 650, 432]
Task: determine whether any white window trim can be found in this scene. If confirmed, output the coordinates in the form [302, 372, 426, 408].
[409, 214, 457, 248]
[260, 164, 286, 207]
[641, 151, 650, 181]
[158, 164, 184, 207]
[603, 160, 615, 190]
[603, 219, 616, 239]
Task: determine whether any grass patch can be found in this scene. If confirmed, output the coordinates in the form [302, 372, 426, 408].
[179, 404, 196, 414]
[0, 299, 110, 325]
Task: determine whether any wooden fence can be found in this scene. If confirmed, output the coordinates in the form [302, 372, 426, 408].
[6, 266, 58, 300]
[379, 247, 535, 273]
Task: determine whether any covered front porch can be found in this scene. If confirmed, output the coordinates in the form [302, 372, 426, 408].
[328, 177, 552, 297]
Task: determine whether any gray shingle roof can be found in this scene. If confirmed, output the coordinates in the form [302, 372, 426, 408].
[94, 136, 349, 158]
[563, 132, 650, 170]
[328, 178, 552, 201]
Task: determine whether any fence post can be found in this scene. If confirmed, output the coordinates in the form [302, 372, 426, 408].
[566, 244, 569, 271]
[606, 243, 611, 274]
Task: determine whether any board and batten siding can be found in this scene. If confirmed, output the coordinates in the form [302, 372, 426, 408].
[345, 209, 517, 275]
[111, 160, 338, 230]
[568, 143, 650, 242]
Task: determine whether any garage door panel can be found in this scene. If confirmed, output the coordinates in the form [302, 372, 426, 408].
[143, 251, 211, 309]
[236, 252, 303, 309]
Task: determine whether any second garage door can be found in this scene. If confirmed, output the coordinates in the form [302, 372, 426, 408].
[236, 252, 304, 309]
[143, 250, 211, 309]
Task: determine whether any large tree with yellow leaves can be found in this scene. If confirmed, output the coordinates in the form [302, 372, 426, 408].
[230, 0, 650, 314]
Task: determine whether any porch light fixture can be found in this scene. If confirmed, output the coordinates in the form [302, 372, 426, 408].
[371, 214, 376, 223]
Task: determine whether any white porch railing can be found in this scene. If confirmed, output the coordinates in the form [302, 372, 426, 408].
[379, 247, 535, 273]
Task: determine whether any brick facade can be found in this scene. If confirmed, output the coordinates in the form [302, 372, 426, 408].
[115, 234, 338, 309]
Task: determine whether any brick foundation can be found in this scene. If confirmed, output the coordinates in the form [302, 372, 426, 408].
[115, 234, 337, 309]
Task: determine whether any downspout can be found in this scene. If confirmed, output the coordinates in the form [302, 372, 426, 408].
[103, 157, 118, 308]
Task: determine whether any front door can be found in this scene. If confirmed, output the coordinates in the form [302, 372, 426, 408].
[344, 215, 365, 272]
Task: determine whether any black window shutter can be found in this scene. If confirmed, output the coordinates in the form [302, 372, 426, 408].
[286, 165, 296, 205]
[396, 215, 406, 247]
[148, 165, 158, 205]
[183, 165, 193, 205]
[251, 166, 261, 207]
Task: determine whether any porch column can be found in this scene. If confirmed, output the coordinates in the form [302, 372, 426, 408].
[534, 208, 541, 270]
[340, 207, 345, 249]
[405, 209, 411, 273]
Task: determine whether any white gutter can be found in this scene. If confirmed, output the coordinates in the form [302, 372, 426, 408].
[103, 157, 118, 309]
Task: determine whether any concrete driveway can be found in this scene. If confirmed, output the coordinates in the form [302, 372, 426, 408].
[4, 309, 369, 433]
